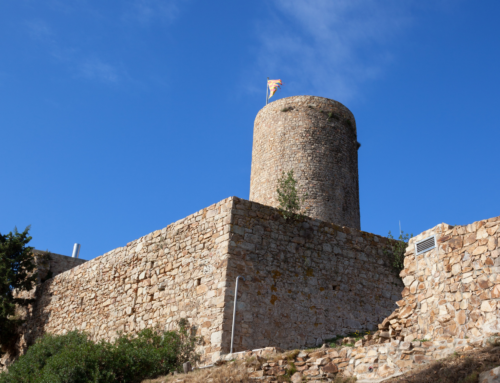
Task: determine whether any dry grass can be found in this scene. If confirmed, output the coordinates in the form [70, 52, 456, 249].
[385, 346, 500, 383]
[332, 377, 357, 383]
[141, 357, 358, 383]
[142, 360, 251, 383]
[140, 346, 500, 383]
[269, 349, 300, 363]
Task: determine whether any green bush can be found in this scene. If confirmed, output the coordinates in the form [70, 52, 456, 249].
[276, 170, 308, 221]
[0, 322, 199, 383]
[384, 231, 413, 274]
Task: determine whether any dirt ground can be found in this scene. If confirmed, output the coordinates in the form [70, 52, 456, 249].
[142, 346, 500, 383]
[384, 345, 500, 383]
[142, 360, 252, 383]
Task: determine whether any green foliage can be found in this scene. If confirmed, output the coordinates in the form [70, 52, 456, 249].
[384, 231, 413, 274]
[0, 226, 37, 352]
[0, 322, 199, 383]
[327, 111, 338, 121]
[276, 170, 307, 221]
[277, 362, 297, 382]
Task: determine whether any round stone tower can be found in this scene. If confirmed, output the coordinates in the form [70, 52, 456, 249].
[249, 95, 361, 229]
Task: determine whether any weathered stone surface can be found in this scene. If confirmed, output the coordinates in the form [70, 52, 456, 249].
[479, 366, 500, 383]
[12, 196, 404, 367]
[321, 362, 338, 374]
[377, 364, 395, 378]
[249, 96, 360, 229]
[290, 372, 303, 383]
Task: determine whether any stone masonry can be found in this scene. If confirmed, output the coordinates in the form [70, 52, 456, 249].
[216, 213, 500, 382]
[19, 198, 234, 365]
[226, 198, 402, 353]
[17, 197, 402, 365]
[381, 213, 500, 343]
[249, 96, 361, 229]
[32, 250, 87, 283]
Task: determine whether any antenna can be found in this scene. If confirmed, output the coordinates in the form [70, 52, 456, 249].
[399, 221, 402, 236]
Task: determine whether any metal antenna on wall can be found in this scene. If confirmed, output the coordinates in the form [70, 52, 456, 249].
[399, 221, 402, 236]
[266, 77, 269, 105]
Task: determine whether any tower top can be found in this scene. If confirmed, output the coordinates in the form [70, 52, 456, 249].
[249, 95, 361, 229]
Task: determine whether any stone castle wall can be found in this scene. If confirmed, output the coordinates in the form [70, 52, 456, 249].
[249, 96, 361, 229]
[223, 213, 500, 381]
[225, 198, 402, 353]
[17, 197, 402, 364]
[306, 213, 500, 381]
[20, 198, 234, 363]
[388, 214, 500, 342]
[32, 250, 87, 283]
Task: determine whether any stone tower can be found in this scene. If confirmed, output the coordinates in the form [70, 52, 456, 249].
[249, 95, 361, 229]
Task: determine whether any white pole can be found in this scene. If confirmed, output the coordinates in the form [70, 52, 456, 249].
[399, 221, 402, 236]
[230, 275, 245, 354]
[266, 77, 269, 105]
[71, 243, 81, 258]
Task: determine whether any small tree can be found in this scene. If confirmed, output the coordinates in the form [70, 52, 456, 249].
[0, 226, 38, 352]
[276, 170, 307, 220]
[384, 231, 413, 274]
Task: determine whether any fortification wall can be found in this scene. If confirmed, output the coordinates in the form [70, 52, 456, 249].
[387, 214, 500, 342]
[221, 213, 500, 381]
[225, 198, 403, 353]
[16, 196, 404, 365]
[311, 214, 500, 381]
[249, 96, 361, 229]
[32, 250, 87, 283]
[20, 198, 234, 363]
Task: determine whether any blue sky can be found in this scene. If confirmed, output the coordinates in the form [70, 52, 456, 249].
[1, 1, 499, 260]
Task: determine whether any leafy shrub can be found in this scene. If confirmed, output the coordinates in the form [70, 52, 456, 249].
[276, 170, 308, 221]
[0, 226, 38, 352]
[384, 231, 413, 274]
[0, 322, 199, 383]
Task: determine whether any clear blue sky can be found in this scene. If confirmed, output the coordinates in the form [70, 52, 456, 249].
[1, 1, 499, 260]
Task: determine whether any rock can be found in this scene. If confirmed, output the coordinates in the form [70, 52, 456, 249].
[457, 310, 466, 325]
[321, 362, 338, 374]
[398, 306, 413, 319]
[249, 370, 264, 378]
[290, 372, 303, 383]
[379, 331, 390, 338]
[482, 301, 496, 312]
[314, 357, 331, 365]
[377, 364, 396, 378]
[479, 366, 500, 383]
[182, 361, 192, 373]
[308, 350, 326, 358]
[399, 341, 412, 350]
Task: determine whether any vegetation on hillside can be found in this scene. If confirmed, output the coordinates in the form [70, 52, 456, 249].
[0, 226, 38, 352]
[0, 320, 199, 383]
